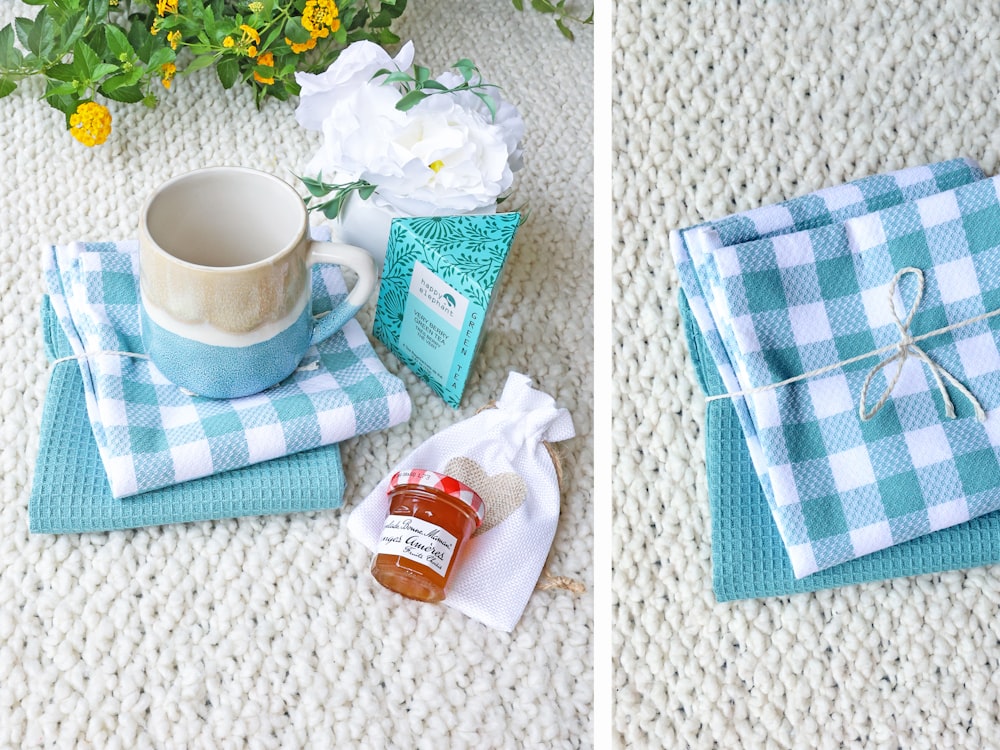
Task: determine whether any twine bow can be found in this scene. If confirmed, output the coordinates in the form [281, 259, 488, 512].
[858, 267, 986, 422]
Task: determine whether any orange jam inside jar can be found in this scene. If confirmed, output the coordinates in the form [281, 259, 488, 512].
[371, 469, 485, 603]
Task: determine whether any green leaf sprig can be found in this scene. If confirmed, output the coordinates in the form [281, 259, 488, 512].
[299, 173, 376, 220]
[372, 58, 501, 120]
[511, 0, 593, 41]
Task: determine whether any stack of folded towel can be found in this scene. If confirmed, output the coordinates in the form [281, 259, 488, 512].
[674, 158, 1000, 597]
[31, 240, 411, 533]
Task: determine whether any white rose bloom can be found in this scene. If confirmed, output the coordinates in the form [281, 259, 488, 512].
[368, 93, 516, 214]
[294, 40, 415, 131]
[297, 41, 524, 214]
[305, 79, 407, 180]
[434, 71, 525, 174]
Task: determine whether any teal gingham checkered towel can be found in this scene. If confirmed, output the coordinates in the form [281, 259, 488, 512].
[31, 296, 348, 533]
[44, 240, 412, 498]
[672, 159, 1000, 577]
[680, 289, 1000, 601]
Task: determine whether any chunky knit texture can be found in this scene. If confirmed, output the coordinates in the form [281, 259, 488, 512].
[614, 1, 1000, 747]
[1, 2, 593, 746]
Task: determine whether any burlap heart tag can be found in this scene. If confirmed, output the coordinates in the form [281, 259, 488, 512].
[444, 456, 527, 536]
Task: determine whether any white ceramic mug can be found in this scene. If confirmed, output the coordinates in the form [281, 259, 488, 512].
[139, 166, 377, 399]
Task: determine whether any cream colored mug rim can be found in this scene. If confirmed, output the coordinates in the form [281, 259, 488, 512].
[140, 166, 308, 274]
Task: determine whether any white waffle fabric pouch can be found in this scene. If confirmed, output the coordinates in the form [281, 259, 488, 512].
[347, 371, 576, 631]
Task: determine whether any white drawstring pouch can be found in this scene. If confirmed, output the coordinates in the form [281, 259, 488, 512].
[347, 371, 576, 631]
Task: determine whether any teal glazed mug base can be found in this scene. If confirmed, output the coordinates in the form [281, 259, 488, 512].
[138, 166, 377, 399]
[139, 301, 313, 399]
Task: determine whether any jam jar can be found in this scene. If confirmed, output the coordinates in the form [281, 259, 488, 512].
[371, 469, 485, 603]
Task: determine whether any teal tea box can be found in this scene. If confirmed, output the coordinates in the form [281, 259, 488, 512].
[373, 213, 521, 408]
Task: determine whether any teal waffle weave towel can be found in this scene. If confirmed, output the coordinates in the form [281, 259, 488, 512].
[44, 240, 411, 498]
[31, 296, 347, 533]
[681, 291, 1000, 600]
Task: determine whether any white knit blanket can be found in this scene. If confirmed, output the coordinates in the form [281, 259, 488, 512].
[613, 1, 1000, 747]
[1, 3, 593, 746]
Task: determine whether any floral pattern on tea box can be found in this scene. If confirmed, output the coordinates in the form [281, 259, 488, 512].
[373, 213, 521, 406]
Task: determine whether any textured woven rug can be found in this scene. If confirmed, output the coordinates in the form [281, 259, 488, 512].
[1, 3, 592, 746]
[613, 1, 1000, 747]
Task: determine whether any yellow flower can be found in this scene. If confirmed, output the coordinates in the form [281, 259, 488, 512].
[253, 51, 275, 85]
[240, 24, 261, 45]
[156, 0, 177, 15]
[167, 30, 181, 50]
[286, 36, 317, 54]
[69, 102, 112, 147]
[150, 18, 161, 35]
[160, 62, 176, 89]
[223, 36, 235, 48]
[248, 1, 264, 11]
[238, 24, 260, 57]
[301, 0, 340, 39]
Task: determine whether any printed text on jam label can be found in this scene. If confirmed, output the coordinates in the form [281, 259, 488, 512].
[376, 515, 458, 576]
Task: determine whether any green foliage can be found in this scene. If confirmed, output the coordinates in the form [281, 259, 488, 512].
[372, 58, 501, 120]
[511, 0, 592, 40]
[299, 174, 377, 220]
[0, 0, 408, 141]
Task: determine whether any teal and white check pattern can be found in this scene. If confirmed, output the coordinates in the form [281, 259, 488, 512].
[673, 160, 986, 538]
[45, 241, 411, 498]
[672, 159, 1000, 576]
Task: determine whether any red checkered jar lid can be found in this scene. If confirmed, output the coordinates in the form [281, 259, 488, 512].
[389, 469, 486, 525]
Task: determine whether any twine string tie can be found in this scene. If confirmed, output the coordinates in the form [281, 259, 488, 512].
[705, 266, 991, 423]
[859, 267, 985, 422]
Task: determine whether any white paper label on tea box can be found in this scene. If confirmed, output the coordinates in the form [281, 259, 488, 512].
[376, 515, 458, 576]
[399, 260, 469, 382]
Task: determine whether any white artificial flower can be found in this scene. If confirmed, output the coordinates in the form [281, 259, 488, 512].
[297, 41, 525, 214]
[294, 40, 415, 131]
[434, 71, 525, 174]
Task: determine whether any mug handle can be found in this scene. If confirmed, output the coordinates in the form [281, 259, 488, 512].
[306, 241, 378, 346]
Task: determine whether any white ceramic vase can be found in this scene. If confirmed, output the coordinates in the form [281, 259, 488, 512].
[335, 192, 498, 269]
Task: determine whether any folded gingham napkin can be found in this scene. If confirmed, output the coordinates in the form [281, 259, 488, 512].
[680, 290, 1000, 601]
[44, 240, 411, 498]
[31, 296, 348, 533]
[673, 159, 1000, 577]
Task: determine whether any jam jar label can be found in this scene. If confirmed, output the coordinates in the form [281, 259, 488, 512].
[376, 515, 459, 576]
